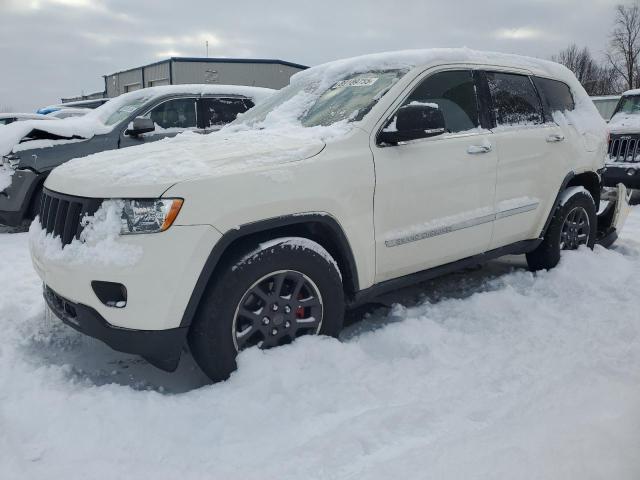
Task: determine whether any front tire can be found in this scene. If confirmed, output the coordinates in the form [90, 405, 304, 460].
[188, 237, 345, 382]
[526, 188, 597, 271]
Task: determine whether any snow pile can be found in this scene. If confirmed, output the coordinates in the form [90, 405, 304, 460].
[0, 164, 14, 192]
[1, 209, 640, 478]
[608, 112, 640, 134]
[0, 84, 274, 158]
[28, 200, 142, 267]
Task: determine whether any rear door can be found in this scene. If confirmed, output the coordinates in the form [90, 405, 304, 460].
[199, 97, 255, 133]
[483, 70, 569, 249]
[119, 97, 199, 148]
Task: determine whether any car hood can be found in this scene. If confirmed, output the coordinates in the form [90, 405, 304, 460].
[0, 117, 105, 157]
[608, 113, 640, 134]
[45, 129, 327, 198]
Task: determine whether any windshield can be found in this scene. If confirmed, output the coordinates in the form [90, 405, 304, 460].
[100, 95, 154, 126]
[614, 95, 640, 116]
[234, 69, 406, 128]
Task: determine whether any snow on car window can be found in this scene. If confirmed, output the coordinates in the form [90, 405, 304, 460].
[234, 69, 406, 129]
[102, 95, 154, 126]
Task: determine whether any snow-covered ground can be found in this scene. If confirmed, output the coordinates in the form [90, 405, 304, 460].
[1, 209, 640, 479]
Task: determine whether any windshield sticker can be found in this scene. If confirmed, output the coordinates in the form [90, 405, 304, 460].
[333, 77, 379, 89]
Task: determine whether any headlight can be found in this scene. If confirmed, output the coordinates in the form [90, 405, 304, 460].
[120, 198, 183, 235]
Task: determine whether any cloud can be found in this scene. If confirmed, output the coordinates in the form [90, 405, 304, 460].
[0, 0, 620, 111]
[494, 27, 546, 40]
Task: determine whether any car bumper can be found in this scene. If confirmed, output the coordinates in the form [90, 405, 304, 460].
[31, 223, 222, 367]
[603, 164, 640, 189]
[44, 286, 187, 371]
[0, 169, 42, 226]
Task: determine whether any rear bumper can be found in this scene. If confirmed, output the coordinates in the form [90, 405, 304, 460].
[0, 169, 42, 226]
[44, 286, 187, 371]
[603, 165, 640, 189]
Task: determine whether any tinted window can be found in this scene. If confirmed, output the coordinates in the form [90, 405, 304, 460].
[400, 70, 479, 134]
[486, 72, 543, 126]
[533, 77, 574, 121]
[202, 97, 253, 128]
[145, 98, 197, 130]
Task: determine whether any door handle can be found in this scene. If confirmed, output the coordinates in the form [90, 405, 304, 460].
[546, 133, 565, 143]
[467, 143, 492, 154]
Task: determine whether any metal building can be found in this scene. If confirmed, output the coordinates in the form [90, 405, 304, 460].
[104, 57, 308, 98]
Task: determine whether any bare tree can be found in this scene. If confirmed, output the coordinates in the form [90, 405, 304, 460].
[0, 104, 14, 113]
[553, 44, 621, 95]
[608, 2, 640, 90]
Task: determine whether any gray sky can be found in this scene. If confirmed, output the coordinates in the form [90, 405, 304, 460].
[0, 0, 620, 112]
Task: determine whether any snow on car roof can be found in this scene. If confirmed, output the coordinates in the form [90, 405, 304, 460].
[0, 84, 275, 157]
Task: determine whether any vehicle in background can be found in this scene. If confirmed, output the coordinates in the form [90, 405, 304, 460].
[47, 108, 92, 119]
[0, 84, 274, 226]
[0, 113, 57, 126]
[36, 98, 110, 115]
[591, 95, 621, 121]
[29, 49, 628, 382]
[603, 89, 640, 203]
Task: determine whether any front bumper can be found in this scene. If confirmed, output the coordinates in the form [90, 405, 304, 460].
[45, 286, 187, 371]
[31, 221, 223, 368]
[603, 164, 640, 190]
[0, 169, 42, 226]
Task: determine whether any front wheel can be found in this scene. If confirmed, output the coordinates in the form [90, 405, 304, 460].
[526, 188, 597, 271]
[188, 237, 345, 382]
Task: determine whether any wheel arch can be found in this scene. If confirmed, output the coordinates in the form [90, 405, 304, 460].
[540, 170, 601, 238]
[179, 213, 359, 328]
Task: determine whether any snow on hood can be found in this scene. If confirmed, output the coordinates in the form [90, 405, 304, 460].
[45, 128, 328, 197]
[608, 112, 640, 134]
[0, 84, 274, 158]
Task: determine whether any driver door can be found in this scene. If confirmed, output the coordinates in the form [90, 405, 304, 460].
[373, 69, 498, 282]
[119, 97, 199, 148]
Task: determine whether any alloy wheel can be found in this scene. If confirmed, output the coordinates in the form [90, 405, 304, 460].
[560, 206, 590, 250]
[232, 270, 324, 351]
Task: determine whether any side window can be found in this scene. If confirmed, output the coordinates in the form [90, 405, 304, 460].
[400, 70, 479, 134]
[486, 72, 543, 127]
[532, 77, 575, 121]
[201, 97, 253, 128]
[144, 98, 197, 130]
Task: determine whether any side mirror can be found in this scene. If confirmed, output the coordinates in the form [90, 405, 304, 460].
[379, 104, 446, 145]
[125, 117, 155, 137]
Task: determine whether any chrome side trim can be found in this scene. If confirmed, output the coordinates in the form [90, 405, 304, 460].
[385, 202, 539, 247]
[495, 202, 539, 220]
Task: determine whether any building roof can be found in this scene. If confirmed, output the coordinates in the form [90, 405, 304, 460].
[104, 57, 308, 78]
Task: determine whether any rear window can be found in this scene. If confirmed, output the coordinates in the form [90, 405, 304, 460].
[533, 77, 575, 121]
[486, 71, 543, 127]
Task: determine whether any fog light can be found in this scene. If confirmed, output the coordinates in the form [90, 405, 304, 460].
[91, 281, 127, 308]
[627, 168, 636, 176]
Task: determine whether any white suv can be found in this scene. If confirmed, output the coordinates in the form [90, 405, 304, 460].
[29, 49, 626, 382]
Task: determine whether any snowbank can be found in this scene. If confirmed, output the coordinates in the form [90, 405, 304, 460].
[1, 208, 640, 479]
[28, 200, 142, 267]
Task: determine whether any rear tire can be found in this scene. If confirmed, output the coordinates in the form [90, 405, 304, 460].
[526, 189, 597, 271]
[188, 237, 345, 382]
[630, 189, 640, 206]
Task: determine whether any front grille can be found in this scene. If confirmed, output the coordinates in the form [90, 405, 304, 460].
[608, 135, 640, 163]
[39, 188, 102, 246]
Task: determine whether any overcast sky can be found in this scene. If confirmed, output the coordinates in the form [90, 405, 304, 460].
[0, 0, 621, 111]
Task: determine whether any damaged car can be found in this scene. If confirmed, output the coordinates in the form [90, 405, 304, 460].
[0, 84, 274, 226]
[31, 49, 630, 381]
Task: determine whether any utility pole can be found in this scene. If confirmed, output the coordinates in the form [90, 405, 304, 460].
[206, 40, 209, 58]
